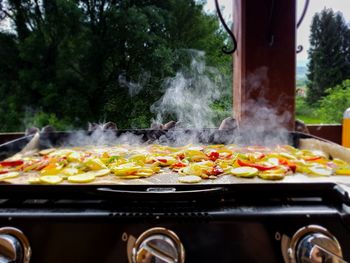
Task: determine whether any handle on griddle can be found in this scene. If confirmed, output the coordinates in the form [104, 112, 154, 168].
[96, 186, 228, 199]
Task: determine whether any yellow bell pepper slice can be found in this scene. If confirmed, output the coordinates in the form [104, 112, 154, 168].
[335, 168, 350, 176]
[84, 158, 107, 170]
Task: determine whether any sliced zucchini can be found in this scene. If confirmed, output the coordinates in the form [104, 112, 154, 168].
[39, 175, 63, 184]
[230, 167, 258, 178]
[178, 175, 202, 183]
[0, 172, 19, 180]
[68, 173, 96, 183]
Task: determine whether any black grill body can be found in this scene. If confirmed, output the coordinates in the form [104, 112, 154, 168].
[0, 130, 349, 262]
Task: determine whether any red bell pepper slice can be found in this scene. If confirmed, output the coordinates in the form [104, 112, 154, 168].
[172, 161, 187, 169]
[207, 151, 220, 161]
[0, 170, 9, 174]
[156, 158, 168, 163]
[206, 165, 224, 176]
[0, 160, 24, 167]
[177, 153, 185, 160]
[237, 159, 276, 171]
[278, 158, 297, 173]
[304, 156, 322, 161]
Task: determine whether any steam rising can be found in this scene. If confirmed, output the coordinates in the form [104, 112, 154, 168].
[151, 50, 226, 128]
[66, 129, 143, 147]
[234, 66, 292, 146]
[31, 52, 292, 147]
[118, 71, 151, 96]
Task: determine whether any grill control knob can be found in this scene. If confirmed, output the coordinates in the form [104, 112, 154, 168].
[288, 225, 345, 263]
[0, 227, 31, 263]
[131, 227, 185, 263]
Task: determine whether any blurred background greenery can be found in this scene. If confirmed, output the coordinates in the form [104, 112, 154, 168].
[1, 2, 350, 131]
[0, 0, 232, 131]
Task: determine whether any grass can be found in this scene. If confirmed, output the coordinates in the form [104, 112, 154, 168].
[296, 115, 327, 124]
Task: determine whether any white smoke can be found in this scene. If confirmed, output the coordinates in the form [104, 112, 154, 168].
[150, 50, 228, 128]
[234, 66, 292, 146]
[66, 129, 144, 146]
[118, 71, 151, 97]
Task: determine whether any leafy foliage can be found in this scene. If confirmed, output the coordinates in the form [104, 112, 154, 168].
[307, 8, 350, 105]
[316, 79, 350, 123]
[0, 0, 232, 131]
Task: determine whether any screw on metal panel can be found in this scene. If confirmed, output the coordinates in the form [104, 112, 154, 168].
[275, 232, 281, 241]
[122, 232, 128, 242]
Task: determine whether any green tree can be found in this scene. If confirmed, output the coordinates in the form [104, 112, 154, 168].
[0, 0, 232, 131]
[317, 79, 350, 123]
[307, 8, 350, 105]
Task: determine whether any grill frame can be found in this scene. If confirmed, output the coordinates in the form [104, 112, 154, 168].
[0, 130, 350, 262]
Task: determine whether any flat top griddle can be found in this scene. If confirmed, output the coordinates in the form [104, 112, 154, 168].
[0, 129, 349, 203]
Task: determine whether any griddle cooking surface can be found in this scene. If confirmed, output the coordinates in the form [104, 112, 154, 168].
[6, 169, 350, 185]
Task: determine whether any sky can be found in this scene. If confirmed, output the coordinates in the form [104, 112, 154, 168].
[205, 0, 350, 64]
[2, 0, 350, 65]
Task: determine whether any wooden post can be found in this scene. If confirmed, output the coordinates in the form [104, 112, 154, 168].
[233, 0, 296, 130]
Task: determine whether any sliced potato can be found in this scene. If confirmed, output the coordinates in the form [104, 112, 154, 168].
[178, 175, 202, 183]
[68, 173, 95, 183]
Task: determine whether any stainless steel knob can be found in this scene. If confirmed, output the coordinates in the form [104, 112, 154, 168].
[288, 225, 345, 263]
[132, 227, 185, 263]
[0, 227, 31, 263]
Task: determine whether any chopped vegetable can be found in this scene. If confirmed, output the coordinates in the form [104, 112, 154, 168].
[237, 159, 277, 171]
[178, 175, 202, 183]
[230, 167, 258, 178]
[0, 172, 19, 180]
[40, 175, 63, 184]
[0, 160, 24, 167]
[0, 142, 348, 184]
[68, 173, 96, 183]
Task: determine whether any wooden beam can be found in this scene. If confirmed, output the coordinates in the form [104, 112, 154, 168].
[233, 0, 296, 130]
